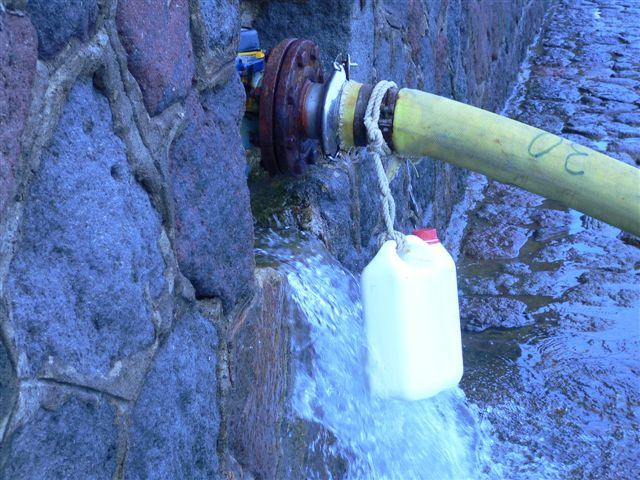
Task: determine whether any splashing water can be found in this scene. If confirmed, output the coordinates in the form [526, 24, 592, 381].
[257, 231, 511, 479]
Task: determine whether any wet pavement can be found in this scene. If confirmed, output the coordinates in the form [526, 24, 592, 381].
[457, 0, 640, 478]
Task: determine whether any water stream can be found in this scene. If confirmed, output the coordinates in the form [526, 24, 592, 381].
[257, 231, 561, 479]
[257, 211, 638, 478]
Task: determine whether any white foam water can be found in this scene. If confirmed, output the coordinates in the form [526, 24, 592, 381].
[257, 231, 502, 479]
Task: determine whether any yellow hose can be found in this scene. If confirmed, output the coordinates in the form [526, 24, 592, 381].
[339, 81, 361, 149]
[340, 83, 640, 236]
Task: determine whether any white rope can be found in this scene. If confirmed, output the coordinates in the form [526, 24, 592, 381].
[364, 80, 406, 250]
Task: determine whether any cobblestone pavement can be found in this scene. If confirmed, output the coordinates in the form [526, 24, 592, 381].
[457, 0, 640, 478]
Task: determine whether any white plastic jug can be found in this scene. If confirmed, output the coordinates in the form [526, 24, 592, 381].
[361, 228, 463, 400]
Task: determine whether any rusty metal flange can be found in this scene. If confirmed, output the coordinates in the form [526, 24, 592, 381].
[259, 38, 324, 175]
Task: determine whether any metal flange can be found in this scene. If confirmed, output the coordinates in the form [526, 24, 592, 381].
[258, 39, 324, 176]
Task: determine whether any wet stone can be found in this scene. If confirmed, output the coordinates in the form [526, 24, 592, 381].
[169, 77, 254, 310]
[459, 272, 520, 296]
[517, 265, 583, 299]
[578, 80, 640, 104]
[581, 65, 618, 81]
[474, 203, 534, 226]
[608, 138, 640, 164]
[532, 65, 580, 81]
[533, 242, 623, 271]
[608, 150, 637, 167]
[459, 297, 533, 332]
[597, 76, 639, 88]
[501, 262, 533, 276]
[225, 268, 290, 480]
[0, 388, 118, 479]
[564, 270, 640, 307]
[535, 46, 576, 68]
[458, 276, 501, 296]
[0, 11, 37, 215]
[6, 79, 164, 380]
[578, 94, 605, 106]
[603, 121, 639, 139]
[482, 183, 545, 209]
[294, 164, 361, 270]
[125, 309, 219, 479]
[462, 224, 531, 260]
[27, 0, 98, 59]
[249, 161, 363, 270]
[530, 76, 581, 102]
[562, 114, 609, 140]
[531, 208, 576, 241]
[560, 133, 605, 152]
[514, 108, 565, 133]
[613, 112, 640, 126]
[116, 0, 195, 115]
[611, 68, 639, 80]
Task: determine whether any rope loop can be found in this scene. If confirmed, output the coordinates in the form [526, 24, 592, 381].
[364, 81, 406, 251]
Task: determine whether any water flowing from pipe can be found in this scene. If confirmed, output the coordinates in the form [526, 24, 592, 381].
[257, 230, 563, 479]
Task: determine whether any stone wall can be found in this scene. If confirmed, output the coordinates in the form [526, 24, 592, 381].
[0, 0, 546, 478]
[0, 0, 250, 477]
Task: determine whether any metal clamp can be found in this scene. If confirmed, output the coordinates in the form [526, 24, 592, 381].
[320, 62, 347, 157]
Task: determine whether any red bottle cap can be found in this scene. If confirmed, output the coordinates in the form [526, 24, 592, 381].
[413, 228, 440, 244]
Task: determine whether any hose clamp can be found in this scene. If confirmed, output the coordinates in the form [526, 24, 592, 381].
[320, 62, 347, 157]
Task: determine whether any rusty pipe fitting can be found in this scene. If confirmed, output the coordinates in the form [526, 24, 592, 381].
[258, 38, 352, 175]
[258, 38, 324, 176]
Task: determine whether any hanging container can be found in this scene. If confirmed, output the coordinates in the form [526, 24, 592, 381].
[361, 228, 463, 400]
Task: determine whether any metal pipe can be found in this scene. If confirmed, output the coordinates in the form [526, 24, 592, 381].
[301, 82, 323, 139]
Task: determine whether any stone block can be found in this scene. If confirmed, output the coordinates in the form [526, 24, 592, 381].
[200, 0, 240, 54]
[116, 0, 195, 115]
[610, 138, 640, 164]
[169, 76, 254, 309]
[461, 223, 531, 260]
[0, 385, 118, 479]
[0, 11, 37, 215]
[7, 79, 164, 381]
[225, 268, 349, 479]
[27, 0, 98, 59]
[460, 296, 533, 332]
[125, 308, 219, 479]
[225, 269, 291, 480]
